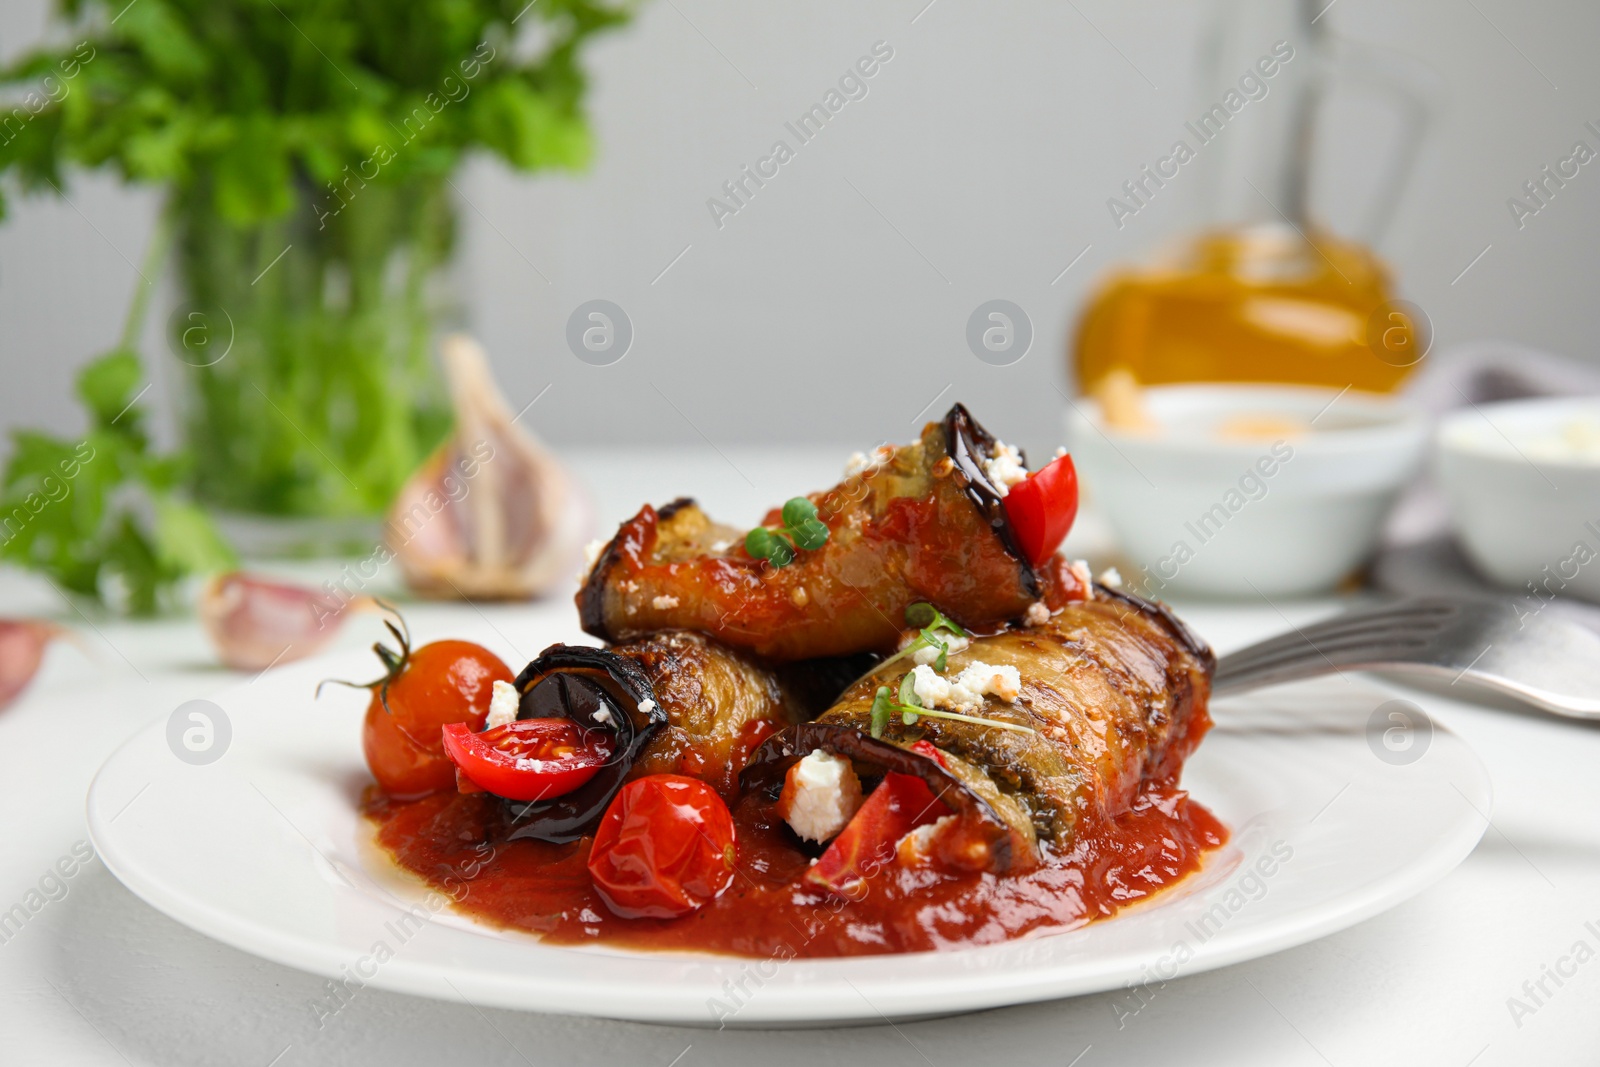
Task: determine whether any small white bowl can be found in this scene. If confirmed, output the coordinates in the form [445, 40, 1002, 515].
[1436, 396, 1600, 603]
[1066, 384, 1427, 598]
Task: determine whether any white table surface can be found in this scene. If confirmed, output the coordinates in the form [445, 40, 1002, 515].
[2, 446, 1597, 1066]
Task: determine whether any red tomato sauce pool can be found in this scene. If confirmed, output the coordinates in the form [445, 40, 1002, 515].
[366, 783, 1226, 958]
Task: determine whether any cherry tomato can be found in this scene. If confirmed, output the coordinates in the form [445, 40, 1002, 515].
[441, 719, 615, 802]
[362, 639, 513, 799]
[806, 772, 949, 896]
[587, 774, 737, 919]
[1001, 453, 1079, 567]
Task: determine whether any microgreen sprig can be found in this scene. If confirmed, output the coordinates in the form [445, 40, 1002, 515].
[744, 497, 830, 567]
[868, 679, 1034, 739]
[876, 602, 968, 675]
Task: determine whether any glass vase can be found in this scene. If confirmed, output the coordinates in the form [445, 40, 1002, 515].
[169, 171, 456, 536]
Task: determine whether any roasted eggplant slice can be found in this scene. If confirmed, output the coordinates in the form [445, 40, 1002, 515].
[502, 632, 837, 842]
[576, 405, 1056, 662]
[742, 586, 1215, 870]
[502, 644, 667, 844]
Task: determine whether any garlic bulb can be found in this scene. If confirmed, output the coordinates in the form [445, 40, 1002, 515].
[387, 334, 590, 600]
[200, 571, 369, 671]
[0, 620, 65, 710]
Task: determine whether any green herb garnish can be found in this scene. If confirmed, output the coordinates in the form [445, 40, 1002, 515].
[876, 602, 968, 674]
[744, 497, 830, 567]
[0, 350, 235, 614]
[868, 679, 1033, 739]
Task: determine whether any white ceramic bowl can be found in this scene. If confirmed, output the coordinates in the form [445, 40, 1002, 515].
[1436, 396, 1600, 604]
[1066, 384, 1427, 598]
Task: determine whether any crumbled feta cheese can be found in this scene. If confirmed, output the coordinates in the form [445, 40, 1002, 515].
[1024, 601, 1051, 627]
[485, 680, 520, 729]
[651, 595, 680, 610]
[636, 698, 657, 717]
[1054, 446, 1068, 459]
[953, 661, 1021, 704]
[593, 707, 616, 726]
[896, 814, 958, 867]
[844, 444, 893, 478]
[910, 663, 954, 707]
[912, 661, 1020, 711]
[1068, 559, 1092, 588]
[1098, 566, 1123, 588]
[778, 750, 863, 843]
[913, 634, 969, 666]
[982, 441, 1029, 497]
[710, 540, 731, 553]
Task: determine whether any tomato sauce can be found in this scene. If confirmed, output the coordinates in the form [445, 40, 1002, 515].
[366, 783, 1226, 958]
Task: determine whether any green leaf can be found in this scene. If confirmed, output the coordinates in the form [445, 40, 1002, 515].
[75, 350, 143, 428]
[898, 671, 921, 708]
[212, 117, 293, 223]
[789, 516, 828, 551]
[1, 346, 232, 615]
[152, 494, 236, 574]
[870, 686, 894, 739]
[781, 497, 817, 528]
[115, 0, 210, 83]
[473, 80, 592, 171]
[744, 526, 796, 567]
[905, 602, 965, 637]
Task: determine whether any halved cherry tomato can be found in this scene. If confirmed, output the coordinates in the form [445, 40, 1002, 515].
[587, 774, 737, 919]
[806, 772, 950, 896]
[441, 719, 615, 802]
[360, 639, 512, 799]
[1001, 453, 1079, 566]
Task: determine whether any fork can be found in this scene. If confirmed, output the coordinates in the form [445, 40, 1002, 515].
[1212, 597, 1600, 720]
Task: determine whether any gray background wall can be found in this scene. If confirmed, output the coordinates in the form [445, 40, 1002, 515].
[2, 0, 1597, 463]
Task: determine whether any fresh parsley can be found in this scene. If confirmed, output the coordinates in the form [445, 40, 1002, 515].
[0, 350, 235, 614]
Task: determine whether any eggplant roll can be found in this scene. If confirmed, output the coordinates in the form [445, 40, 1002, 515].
[502, 632, 852, 842]
[577, 405, 1056, 662]
[743, 588, 1215, 871]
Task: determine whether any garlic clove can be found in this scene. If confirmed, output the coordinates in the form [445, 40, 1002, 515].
[200, 571, 369, 671]
[387, 334, 591, 600]
[0, 620, 65, 710]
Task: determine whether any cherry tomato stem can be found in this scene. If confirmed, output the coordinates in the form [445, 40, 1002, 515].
[360, 640, 512, 799]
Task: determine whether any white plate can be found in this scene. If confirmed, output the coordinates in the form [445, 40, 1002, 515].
[87, 622, 1491, 1028]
